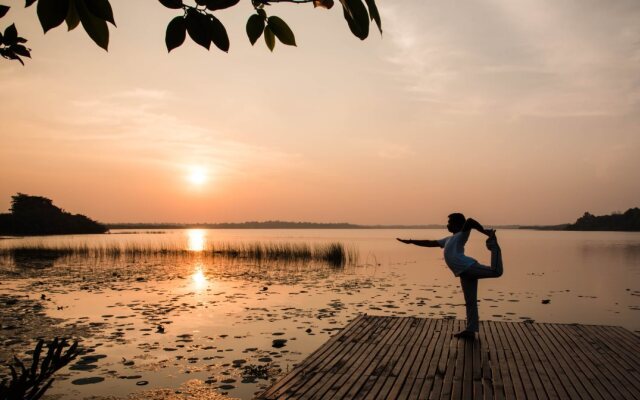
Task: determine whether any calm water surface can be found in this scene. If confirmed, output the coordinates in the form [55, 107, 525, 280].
[0, 229, 638, 399]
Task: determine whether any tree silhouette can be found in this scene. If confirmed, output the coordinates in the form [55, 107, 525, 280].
[0, 193, 107, 235]
[0, 0, 382, 64]
[566, 208, 640, 231]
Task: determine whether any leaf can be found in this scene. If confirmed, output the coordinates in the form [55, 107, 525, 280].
[31, 340, 44, 378]
[11, 44, 31, 57]
[313, 0, 333, 9]
[205, 0, 239, 11]
[165, 16, 186, 52]
[209, 14, 229, 52]
[339, 0, 368, 40]
[158, 0, 183, 9]
[267, 16, 295, 46]
[37, 0, 69, 33]
[85, 0, 115, 26]
[257, 9, 266, 19]
[185, 9, 210, 49]
[14, 355, 27, 376]
[246, 14, 263, 46]
[41, 342, 53, 374]
[25, 0, 37, 7]
[31, 378, 54, 400]
[0, 5, 10, 19]
[363, 0, 381, 34]
[264, 24, 274, 52]
[76, 0, 109, 50]
[53, 339, 66, 361]
[66, 341, 79, 360]
[3, 23, 17, 44]
[9, 365, 17, 381]
[66, 0, 80, 31]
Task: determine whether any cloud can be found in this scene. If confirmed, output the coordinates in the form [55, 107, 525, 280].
[377, 143, 415, 160]
[65, 90, 296, 178]
[111, 88, 169, 101]
[381, 0, 640, 117]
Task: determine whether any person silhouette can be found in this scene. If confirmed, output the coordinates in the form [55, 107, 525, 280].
[397, 213, 503, 339]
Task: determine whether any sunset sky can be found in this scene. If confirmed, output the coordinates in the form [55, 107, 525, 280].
[1, 0, 639, 225]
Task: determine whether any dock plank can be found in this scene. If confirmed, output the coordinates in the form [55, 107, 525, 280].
[385, 318, 433, 399]
[425, 318, 456, 399]
[535, 323, 599, 400]
[351, 317, 413, 400]
[501, 320, 546, 400]
[511, 322, 561, 400]
[554, 323, 626, 400]
[576, 324, 640, 396]
[496, 320, 535, 400]
[257, 316, 640, 400]
[303, 316, 393, 399]
[407, 318, 444, 399]
[488, 320, 518, 400]
[479, 324, 498, 400]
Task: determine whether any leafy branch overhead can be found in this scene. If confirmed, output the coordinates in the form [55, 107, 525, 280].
[0, 22, 30, 64]
[0, 0, 381, 64]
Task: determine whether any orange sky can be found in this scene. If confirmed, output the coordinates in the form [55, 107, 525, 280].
[1, 1, 639, 225]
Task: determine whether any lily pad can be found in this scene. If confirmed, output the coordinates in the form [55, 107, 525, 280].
[71, 377, 105, 385]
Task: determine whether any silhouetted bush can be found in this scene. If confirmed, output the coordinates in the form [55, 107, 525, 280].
[0, 194, 107, 236]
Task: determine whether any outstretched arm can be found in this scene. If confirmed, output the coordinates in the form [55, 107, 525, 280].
[396, 238, 441, 247]
[462, 218, 494, 236]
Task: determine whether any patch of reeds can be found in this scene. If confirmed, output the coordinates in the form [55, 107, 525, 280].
[0, 241, 358, 268]
[209, 242, 358, 266]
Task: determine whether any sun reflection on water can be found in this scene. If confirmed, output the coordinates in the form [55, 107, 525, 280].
[187, 229, 207, 252]
[191, 266, 208, 290]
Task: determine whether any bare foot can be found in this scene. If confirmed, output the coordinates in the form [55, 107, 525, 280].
[453, 330, 475, 340]
[486, 234, 499, 251]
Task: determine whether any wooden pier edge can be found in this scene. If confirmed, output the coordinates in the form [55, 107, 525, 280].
[256, 315, 640, 400]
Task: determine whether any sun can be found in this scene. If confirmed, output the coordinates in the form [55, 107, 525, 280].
[187, 166, 207, 186]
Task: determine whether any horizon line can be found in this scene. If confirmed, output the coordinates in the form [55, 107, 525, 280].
[104, 221, 568, 229]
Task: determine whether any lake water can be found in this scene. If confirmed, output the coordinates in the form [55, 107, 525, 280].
[0, 229, 638, 399]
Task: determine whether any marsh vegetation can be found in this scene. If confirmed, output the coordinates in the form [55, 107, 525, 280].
[0, 241, 358, 268]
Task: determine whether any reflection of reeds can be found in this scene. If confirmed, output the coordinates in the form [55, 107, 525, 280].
[0, 242, 358, 267]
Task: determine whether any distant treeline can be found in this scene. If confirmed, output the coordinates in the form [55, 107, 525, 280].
[7, 193, 636, 234]
[107, 221, 446, 230]
[520, 207, 640, 231]
[565, 208, 640, 231]
[518, 224, 570, 231]
[0, 193, 107, 235]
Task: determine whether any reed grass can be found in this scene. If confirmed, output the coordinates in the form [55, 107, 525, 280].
[0, 241, 358, 267]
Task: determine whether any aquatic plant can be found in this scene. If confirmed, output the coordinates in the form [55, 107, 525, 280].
[0, 338, 80, 400]
[0, 241, 358, 267]
[242, 363, 280, 380]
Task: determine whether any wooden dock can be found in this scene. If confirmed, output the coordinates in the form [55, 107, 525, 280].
[257, 315, 640, 399]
